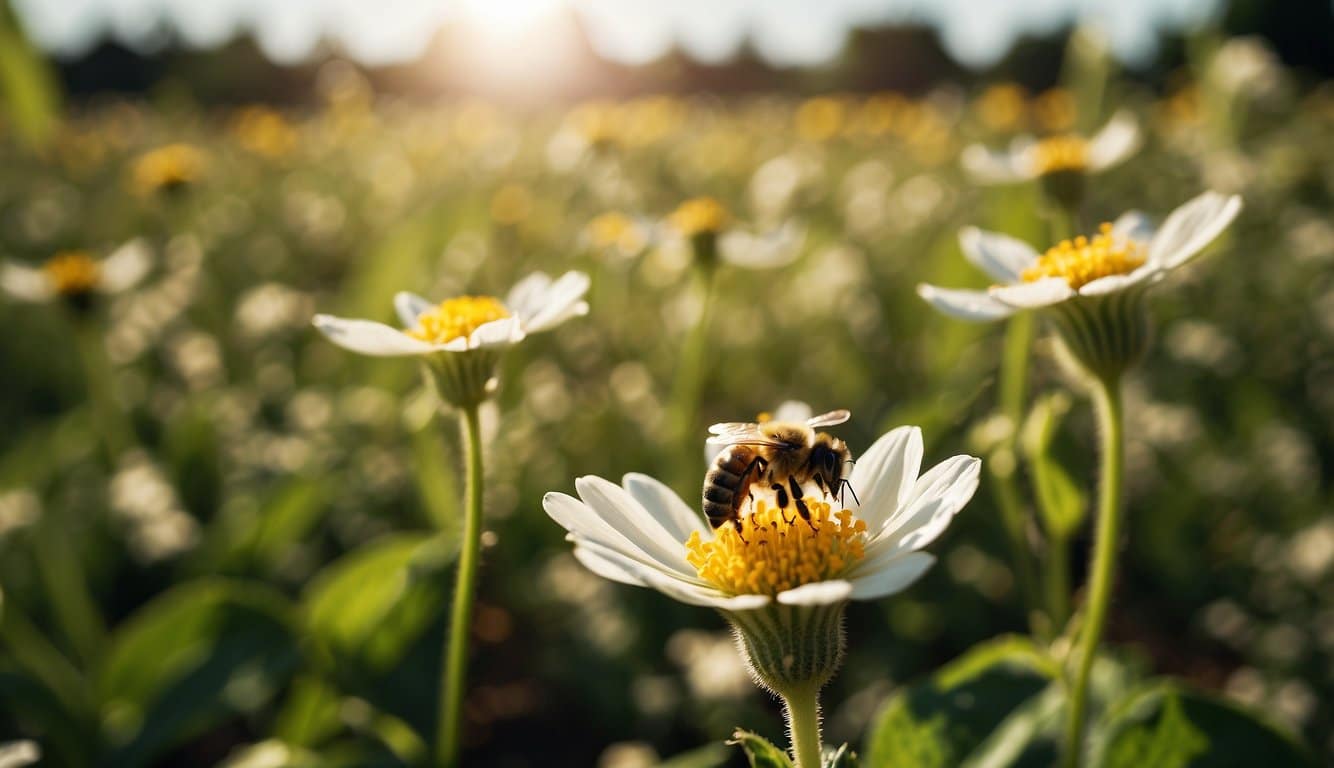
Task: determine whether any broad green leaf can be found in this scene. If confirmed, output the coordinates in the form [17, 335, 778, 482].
[863, 636, 1058, 768]
[1091, 684, 1316, 768]
[272, 676, 342, 749]
[1020, 393, 1086, 539]
[0, 1, 61, 149]
[728, 729, 794, 768]
[99, 580, 300, 768]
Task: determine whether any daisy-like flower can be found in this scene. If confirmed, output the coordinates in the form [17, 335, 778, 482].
[663, 196, 804, 271]
[961, 111, 1140, 205]
[1, 240, 152, 310]
[313, 271, 589, 406]
[917, 191, 1242, 378]
[131, 143, 207, 196]
[544, 420, 979, 695]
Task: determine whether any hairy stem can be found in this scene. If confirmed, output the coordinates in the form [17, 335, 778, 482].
[782, 684, 824, 768]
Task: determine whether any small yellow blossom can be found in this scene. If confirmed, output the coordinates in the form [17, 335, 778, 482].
[795, 97, 847, 142]
[42, 251, 101, 296]
[976, 83, 1030, 132]
[1031, 135, 1090, 175]
[131, 143, 206, 195]
[585, 212, 646, 254]
[670, 197, 731, 237]
[231, 106, 298, 158]
[1032, 87, 1078, 132]
[407, 296, 511, 345]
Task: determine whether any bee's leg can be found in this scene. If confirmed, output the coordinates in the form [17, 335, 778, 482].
[789, 475, 817, 530]
[813, 474, 828, 499]
[771, 483, 794, 524]
[732, 517, 748, 544]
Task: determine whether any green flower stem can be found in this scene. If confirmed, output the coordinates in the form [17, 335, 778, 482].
[437, 404, 485, 768]
[782, 683, 824, 768]
[1061, 374, 1124, 768]
[995, 311, 1044, 636]
[1045, 531, 1072, 631]
[74, 318, 131, 463]
[668, 264, 718, 494]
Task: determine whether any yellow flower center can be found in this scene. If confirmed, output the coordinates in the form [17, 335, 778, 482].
[1021, 223, 1145, 289]
[586, 212, 644, 253]
[43, 251, 100, 296]
[132, 143, 206, 194]
[670, 197, 731, 237]
[685, 497, 868, 597]
[1031, 135, 1089, 175]
[406, 296, 510, 345]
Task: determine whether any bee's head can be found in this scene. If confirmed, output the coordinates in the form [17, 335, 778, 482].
[809, 434, 849, 483]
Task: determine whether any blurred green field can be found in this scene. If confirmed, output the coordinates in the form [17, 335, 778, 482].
[0, 47, 1332, 767]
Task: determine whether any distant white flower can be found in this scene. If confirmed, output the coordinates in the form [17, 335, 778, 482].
[312, 271, 589, 357]
[917, 191, 1242, 322]
[544, 424, 979, 611]
[662, 197, 804, 270]
[961, 111, 1141, 184]
[1, 240, 152, 304]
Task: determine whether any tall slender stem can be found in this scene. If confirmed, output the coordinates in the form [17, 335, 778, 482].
[782, 684, 823, 768]
[668, 265, 717, 494]
[1061, 375, 1123, 768]
[994, 311, 1043, 635]
[438, 404, 485, 768]
[74, 319, 130, 463]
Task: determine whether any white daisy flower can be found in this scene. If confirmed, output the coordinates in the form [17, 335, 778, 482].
[917, 191, 1242, 322]
[312, 271, 589, 357]
[543, 424, 979, 613]
[1, 240, 152, 305]
[961, 110, 1141, 185]
[313, 271, 589, 406]
[662, 196, 804, 270]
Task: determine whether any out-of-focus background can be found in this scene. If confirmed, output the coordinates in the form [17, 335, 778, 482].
[0, 0, 1331, 766]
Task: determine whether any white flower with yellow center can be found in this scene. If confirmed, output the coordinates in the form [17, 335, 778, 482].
[918, 191, 1242, 377]
[961, 111, 1141, 185]
[544, 423, 979, 694]
[313, 271, 588, 405]
[1, 240, 152, 306]
[662, 197, 805, 271]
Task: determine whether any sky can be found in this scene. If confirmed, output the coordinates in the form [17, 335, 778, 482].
[12, 0, 1223, 69]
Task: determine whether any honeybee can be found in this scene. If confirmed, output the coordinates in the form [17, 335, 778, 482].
[703, 409, 854, 534]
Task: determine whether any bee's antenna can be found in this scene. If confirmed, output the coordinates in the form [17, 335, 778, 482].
[839, 478, 860, 506]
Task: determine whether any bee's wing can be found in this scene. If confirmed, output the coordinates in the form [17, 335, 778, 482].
[805, 409, 851, 428]
[705, 422, 769, 446]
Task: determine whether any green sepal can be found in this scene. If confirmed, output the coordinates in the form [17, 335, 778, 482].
[722, 602, 847, 695]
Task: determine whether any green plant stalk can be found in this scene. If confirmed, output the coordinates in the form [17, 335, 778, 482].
[437, 404, 485, 768]
[1045, 532, 1072, 630]
[782, 683, 823, 768]
[1061, 375, 1123, 768]
[74, 318, 131, 463]
[668, 264, 717, 495]
[995, 311, 1043, 635]
[33, 498, 106, 667]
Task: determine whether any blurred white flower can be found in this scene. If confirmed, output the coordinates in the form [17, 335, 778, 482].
[544, 423, 979, 611]
[1, 240, 151, 304]
[313, 271, 589, 357]
[961, 111, 1141, 184]
[917, 191, 1242, 322]
[660, 196, 804, 270]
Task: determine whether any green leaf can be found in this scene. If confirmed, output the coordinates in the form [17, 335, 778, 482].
[728, 729, 794, 768]
[98, 580, 300, 768]
[1020, 393, 1087, 539]
[1091, 684, 1317, 768]
[0, 2, 61, 149]
[824, 742, 858, 768]
[863, 636, 1058, 768]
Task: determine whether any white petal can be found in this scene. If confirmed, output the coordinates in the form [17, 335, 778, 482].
[394, 292, 435, 327]
[1086, 111, 1141, 172]
[989, 278, 1075, 309]
[1077, 263, 1160, 296]
[917, 284, 1016, 322]
[545, 490, 693, 581]
[97, 239, 152, 293]
[572, 543, 650, 587]
[847, 552, 936, 600]
[509, 271, 590, 333]
[871, 455, 980, 554]
[0, 262, 54, 302]
[312, 315, 438, 356]
[777, 580, 853, 606]
[579, 537, 768, 609]
[849, 426, 923, 533]
[1111, 211, 1155, 244]
[622, 472, 708, 544]
[771, 401, 813, 423]
[1147, 192, 1243, 271]
[574, 476, 697, 578]
[958, 227, 1039, 282]
[719, 223, 804, 269]
[454, 316, 525, 351]
[961, 143, 1027, 184]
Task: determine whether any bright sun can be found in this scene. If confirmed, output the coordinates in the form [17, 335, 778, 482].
[458, 0, 564, 31]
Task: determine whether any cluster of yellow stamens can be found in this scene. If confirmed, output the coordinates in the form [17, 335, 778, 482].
[685, 497, 868, 596]
[1021, 223, 1145, 290]
[670, 197, 731, 237]
[407, 296, 511, 345]
[43, 251, 101, 296]
[1030, 135, 1089, 175]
